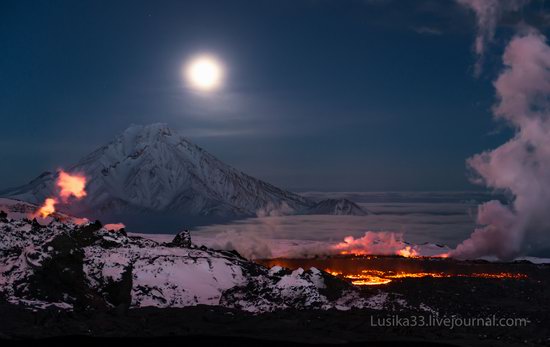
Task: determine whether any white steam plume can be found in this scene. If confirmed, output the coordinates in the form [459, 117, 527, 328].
[452, 29, 550, 260]
[457, 0, 529, 75]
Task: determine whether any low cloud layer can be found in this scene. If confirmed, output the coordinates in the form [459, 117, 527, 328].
[191, 198, 477, 259]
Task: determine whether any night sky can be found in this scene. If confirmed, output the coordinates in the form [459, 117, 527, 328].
[1, 0, 547, 191]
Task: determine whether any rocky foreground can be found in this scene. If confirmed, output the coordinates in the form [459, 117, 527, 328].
[0, 214, 399, 312]
[1, 214, 549, 346]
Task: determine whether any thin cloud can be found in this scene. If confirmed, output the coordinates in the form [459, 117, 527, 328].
[411, 26, 443, 36]
[457, 0, 530, 76]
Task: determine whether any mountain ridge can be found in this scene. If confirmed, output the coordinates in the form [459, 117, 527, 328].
[2, 124, 310, 215]
[1, 124, 367, 229]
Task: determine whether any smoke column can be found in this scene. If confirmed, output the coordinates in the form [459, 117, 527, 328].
[452, 29, 550, 259]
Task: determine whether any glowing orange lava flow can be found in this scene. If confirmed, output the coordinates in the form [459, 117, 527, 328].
[326, 269, 528, 286]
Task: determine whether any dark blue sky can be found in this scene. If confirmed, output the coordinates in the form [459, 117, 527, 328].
[1, 0, 546, 191]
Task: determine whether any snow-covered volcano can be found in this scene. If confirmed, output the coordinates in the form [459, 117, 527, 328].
[2, 124, 314, 221]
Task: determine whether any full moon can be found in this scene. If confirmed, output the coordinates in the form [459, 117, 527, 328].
[185, 55, 224, 91]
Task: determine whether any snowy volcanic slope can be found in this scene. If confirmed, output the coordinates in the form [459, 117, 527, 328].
[1, 124, 312, 218]
[1, 215, 416, 313]
[305, 198, 369, 216]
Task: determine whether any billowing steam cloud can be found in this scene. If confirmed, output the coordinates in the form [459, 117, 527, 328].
[458, 0, 529, 75]
[57, 170, 87, 202]
[452, 29, 550, 260]
[333, 232, 420, 258]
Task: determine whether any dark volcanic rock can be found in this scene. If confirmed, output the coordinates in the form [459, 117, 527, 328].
[0, 302, 548, 346]
[170, 230, 192, 248]
[101, 263, 133, 312]
[23, 232, 97, 309]
[11, 222, 132, 311]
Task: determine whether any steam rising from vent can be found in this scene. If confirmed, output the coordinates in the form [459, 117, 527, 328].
[452, 30, 550, 260]
[32, 170, 88, 219]
[332, 232, 420, 258]
[57, 170, 87, 202]
[457, 0, 529, 75]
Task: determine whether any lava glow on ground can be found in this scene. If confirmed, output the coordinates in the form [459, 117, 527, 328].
[327, 269, 528, 286]
[256, 255, 530, 286]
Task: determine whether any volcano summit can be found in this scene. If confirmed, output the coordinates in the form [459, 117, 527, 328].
[1, 124, 366, 230]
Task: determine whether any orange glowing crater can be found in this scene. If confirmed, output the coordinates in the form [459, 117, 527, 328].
[36, 198, 57, 218]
